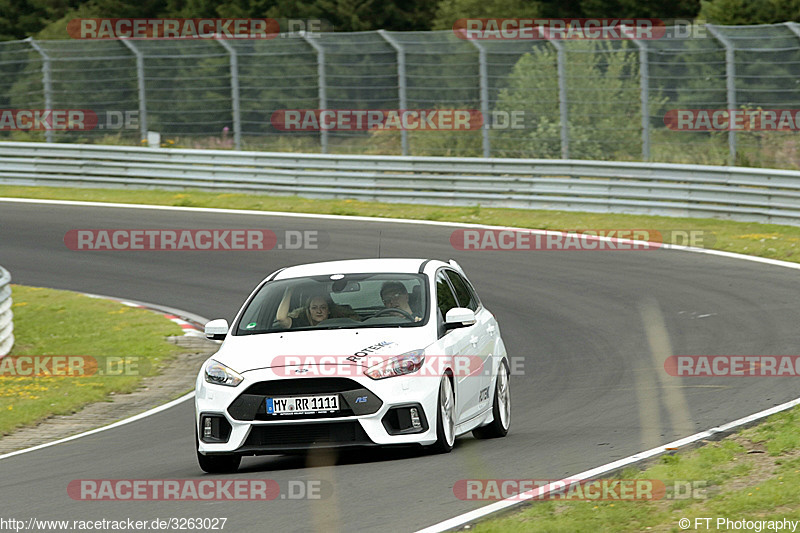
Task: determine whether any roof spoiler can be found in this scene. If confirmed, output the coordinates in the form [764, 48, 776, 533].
[448, 259, 465, 273]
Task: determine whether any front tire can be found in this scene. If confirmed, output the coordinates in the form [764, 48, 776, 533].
[196, 427, 241, 473]
[473, 359, 511, 439]
[197, 449, 241, 474]
[430, 374, 456, 453]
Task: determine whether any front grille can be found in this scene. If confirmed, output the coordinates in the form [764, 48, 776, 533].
[228, 378, 382, 421]
[239, 422, 373, 451]
[243, 378, 363, 395]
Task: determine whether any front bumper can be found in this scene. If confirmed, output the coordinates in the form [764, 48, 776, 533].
[195, 368, 441, 455]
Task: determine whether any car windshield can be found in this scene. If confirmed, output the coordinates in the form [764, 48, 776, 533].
[234, 273, 428, 335]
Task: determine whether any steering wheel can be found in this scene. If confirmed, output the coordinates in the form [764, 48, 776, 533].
[371, 308, 415, 321]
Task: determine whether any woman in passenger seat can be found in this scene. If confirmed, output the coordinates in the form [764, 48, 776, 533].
[276, 287, 331, 328]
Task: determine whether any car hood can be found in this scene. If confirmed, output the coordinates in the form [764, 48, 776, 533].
[213, 328, 430, 374]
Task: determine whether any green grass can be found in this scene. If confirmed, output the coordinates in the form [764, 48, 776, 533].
[0, 285, 183, 436]
[2, 184, 800, 263]
[469, 409, 800, 532]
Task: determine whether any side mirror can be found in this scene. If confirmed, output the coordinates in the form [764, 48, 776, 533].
[444, 307, 476, 330]
[205, 319, 229, 341]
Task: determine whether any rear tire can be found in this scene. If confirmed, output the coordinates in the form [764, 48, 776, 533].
[473, 359, 511, 439]
[430, 374, 456, 453]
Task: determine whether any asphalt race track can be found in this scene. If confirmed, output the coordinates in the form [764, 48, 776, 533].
[2, 199, 800, 532]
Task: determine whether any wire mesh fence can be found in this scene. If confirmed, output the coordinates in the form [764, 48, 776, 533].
[2, 23, 800, 168]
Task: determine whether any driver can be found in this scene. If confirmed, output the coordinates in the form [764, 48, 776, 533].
[380, 281, 421, 321]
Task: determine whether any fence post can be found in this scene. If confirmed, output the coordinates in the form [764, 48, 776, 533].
[216, 37, 242, 150]
[627, 31, 650, 160]
[706, 25, 737, 166]
[545, 38, 569, 159]
[378, 30, 409, 156]
[468, 39, 491, 158]
[26, 38, 53, 143]
[303, 34, 328, 154]
[0, 266, 13, 358]
[121, 39, 149, 143]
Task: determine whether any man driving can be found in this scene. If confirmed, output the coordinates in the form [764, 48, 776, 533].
[380, 281, 421, 321]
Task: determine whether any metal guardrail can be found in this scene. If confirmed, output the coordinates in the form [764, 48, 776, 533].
[0, 266, 13, 358]
[2, 141, 800, 226]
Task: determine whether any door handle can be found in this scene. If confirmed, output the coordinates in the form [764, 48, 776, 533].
[469, 336, 479, 347]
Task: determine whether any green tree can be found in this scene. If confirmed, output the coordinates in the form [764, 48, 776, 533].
[580, 0, 700, 19]
[0, 0, 86, 41]
[493, 41, 656, 159]
[700, 0, 800, 24]
[431, 0, 545, 31]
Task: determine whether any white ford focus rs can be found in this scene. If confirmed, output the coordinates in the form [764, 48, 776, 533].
[195, 258, 511, 473]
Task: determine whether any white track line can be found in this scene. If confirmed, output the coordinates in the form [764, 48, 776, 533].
[3, 196, 800, 267]
[0, 288, 209, 461]
[417, 395, 800, 532]
[0, 392, 193, 461]
[4, 197, 800, 531]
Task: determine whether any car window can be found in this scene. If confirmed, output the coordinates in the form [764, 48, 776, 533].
[445, 270, 479, 311]
[436, 272, 459, 319]
[234, 273, 428, 334]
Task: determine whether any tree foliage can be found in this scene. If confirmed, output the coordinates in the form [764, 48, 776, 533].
[492, 41, 660, 159]
[699, 0, 800, 25]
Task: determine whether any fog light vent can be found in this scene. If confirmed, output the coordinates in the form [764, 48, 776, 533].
[381, 404, 428, 435]
[200, 414, 232, 443]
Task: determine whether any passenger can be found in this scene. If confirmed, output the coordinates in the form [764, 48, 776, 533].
[276, 287, 331, 328]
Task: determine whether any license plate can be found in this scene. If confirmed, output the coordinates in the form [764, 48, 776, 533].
[266, 394, 340, 415]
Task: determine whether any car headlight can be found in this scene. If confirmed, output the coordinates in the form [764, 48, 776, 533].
[364, 350, 425, 380]
[204, 359, 243, 387]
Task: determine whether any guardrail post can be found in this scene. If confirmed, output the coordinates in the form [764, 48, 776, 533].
[468, 39, 491, 158]
[121, 39, 149, 144]
[302, 34, 328, 154]
[786, 21, 800, 39]
[0, 266, 13, 358]
[706, 25, 737, 166]
[216, 37, 242, 150]
[26, 38, 53, 143]
[378, 30, 409, 156]
[545, 38, 569, 159]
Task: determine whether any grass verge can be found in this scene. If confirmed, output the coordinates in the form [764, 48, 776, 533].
[2, 185, 800, 262]
[469, 407, 800, 532]
[0, 285, 183, 436]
